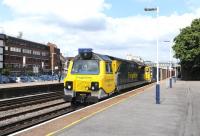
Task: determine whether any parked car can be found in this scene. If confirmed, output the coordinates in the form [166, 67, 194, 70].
[0, 75, 10, 83]
[33, 76, 41, 82]
[16, 76, 29, 83]
[27, 76, 35, 82]
[8, 76, 17, 83]
[0, 75, 2, 84]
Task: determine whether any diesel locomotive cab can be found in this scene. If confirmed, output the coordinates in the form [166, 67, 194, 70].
[63, 48, 114, 103]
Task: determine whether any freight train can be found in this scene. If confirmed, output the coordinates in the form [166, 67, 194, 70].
[63, 48, 156, 104]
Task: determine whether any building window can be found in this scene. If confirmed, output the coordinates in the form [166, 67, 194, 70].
[42, 52, 45, 56]
[33, 50, 40, 55]
[10, 47, 21, 52]
[45, 60, 49, 63]
[5, 46, 8, 51]
[13, 63, 21, 68]
[23, 49, 32, 54]
[0, 62, 2, 68]
[0, 40, 3, 46]
[0, 47, 3, 54]
[0, 54, 3, 61]
[42, 52, 49, 56]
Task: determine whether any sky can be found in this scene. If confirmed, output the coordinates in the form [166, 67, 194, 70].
[0, 0, 200, 62]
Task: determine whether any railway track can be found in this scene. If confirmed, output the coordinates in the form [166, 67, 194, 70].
[0, 102, 83, 136]
[0, 91, 63, 111]
[0, 91, 76, 136]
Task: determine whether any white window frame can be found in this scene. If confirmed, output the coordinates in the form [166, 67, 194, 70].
[0, 47, 3, 54]
[10, 47, 21, 52]
[5, 46, 8, 50]
[23, 49, 32, 54]
[0, 62, 3, 68]
[0, 54, 3, 61]
[33, 50, 40, 55]
[0, 40, 3, 46]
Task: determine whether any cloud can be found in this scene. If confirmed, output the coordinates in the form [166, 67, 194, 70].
[133, 0, 155, 3]
[2, 0, 111, 33]
[185, 0, 200, 11]
[2, 0, 109, 21]
[1, 0, 200, 62]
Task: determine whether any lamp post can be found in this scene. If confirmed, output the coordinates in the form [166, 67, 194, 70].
[144, 7, 160, 104]
[163, 40, 172, 88]
[51, 53, 56, 76]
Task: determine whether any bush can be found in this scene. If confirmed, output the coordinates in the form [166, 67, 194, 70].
[1, 69, 10, 76]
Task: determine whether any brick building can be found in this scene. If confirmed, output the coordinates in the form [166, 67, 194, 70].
[0, 40, 3, 69]
[0, 34, 61, 75]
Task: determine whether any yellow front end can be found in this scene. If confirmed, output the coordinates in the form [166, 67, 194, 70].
[144, 66, 152, 82]
[64, 60, 115, 103]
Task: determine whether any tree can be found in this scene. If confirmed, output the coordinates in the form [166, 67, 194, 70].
[27, 70, 34, 76]
[173, 18, 200, 80]
[2, 69, 10, 76]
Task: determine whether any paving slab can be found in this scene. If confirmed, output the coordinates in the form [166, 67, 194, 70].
[54, 81, 200, 136]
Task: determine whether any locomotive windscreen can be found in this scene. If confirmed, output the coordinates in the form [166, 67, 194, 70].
[71, 60, 99, 74]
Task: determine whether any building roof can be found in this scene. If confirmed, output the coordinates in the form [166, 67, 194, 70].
[0, 34, 48, 50]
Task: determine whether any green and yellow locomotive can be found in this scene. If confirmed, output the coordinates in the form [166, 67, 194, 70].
[64, 48, 152, 103]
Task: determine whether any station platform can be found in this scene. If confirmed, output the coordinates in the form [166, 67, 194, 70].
[14, 80, 200, 136]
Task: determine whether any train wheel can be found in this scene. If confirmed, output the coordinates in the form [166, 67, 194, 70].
[71, 98, 77, 108]
[86, 96, 99, 104]
[114, 88, 120, 94]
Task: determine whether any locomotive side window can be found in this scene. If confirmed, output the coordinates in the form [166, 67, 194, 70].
[106, 63, 113, 74]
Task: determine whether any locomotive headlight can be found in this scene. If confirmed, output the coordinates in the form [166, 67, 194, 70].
[67, 85, 72, 89]
[66, 81, 73, 90]
[91, 82, 99, 91]
[91, 86, 95, 91]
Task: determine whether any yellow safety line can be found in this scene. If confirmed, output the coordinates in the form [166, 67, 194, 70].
[47, 89, 146, 136]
